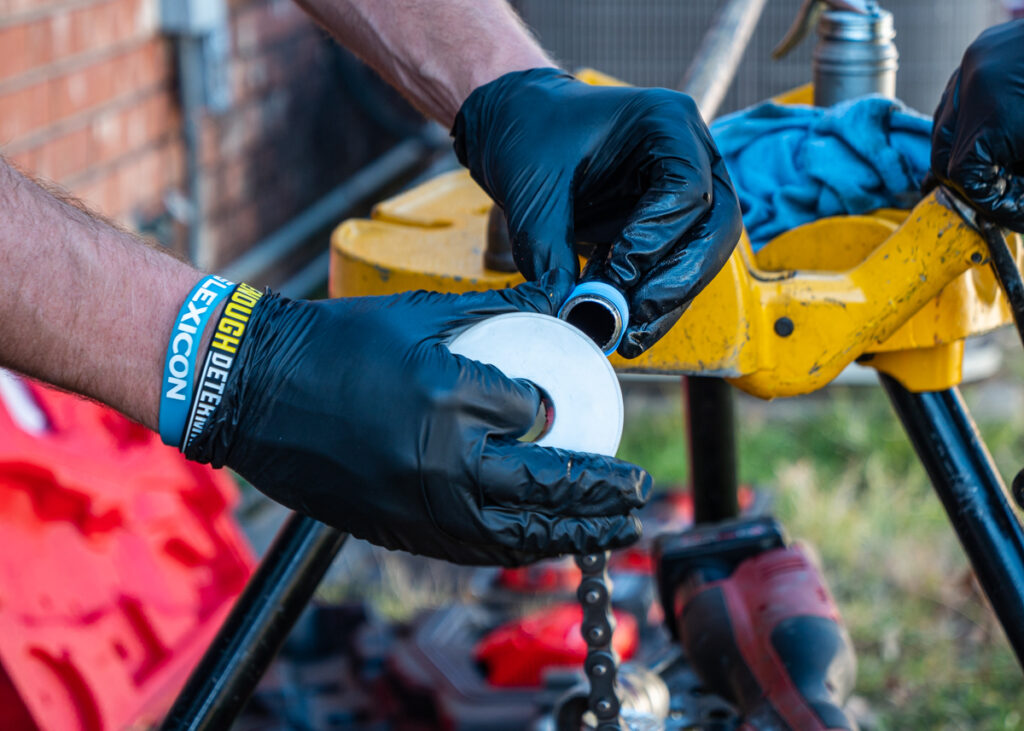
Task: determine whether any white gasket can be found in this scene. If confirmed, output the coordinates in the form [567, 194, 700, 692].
[448, 313, 624, 457]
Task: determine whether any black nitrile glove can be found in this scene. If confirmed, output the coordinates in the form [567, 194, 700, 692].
[452, 68, 743, 358]
[932, 19, 1024, 231]
[185, 271, 650, 566]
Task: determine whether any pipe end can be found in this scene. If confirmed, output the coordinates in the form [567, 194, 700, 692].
[558, 282, 629, 357]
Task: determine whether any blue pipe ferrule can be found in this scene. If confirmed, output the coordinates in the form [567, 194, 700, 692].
[557, 281, 629, 357]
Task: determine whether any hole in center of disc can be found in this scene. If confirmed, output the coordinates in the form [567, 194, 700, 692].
[519, 390, 554, 443]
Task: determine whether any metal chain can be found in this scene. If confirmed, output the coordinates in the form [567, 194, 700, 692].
[575, 552, 623, 730]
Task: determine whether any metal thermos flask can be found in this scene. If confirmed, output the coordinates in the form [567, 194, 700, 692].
[813, 7, 898, 106]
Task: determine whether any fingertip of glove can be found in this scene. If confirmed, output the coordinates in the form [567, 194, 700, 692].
[636, 469, 654, 506]
[607, 458, 653, 509]
[584, 513, 644, 553]
[544, 267, 576, 300]
[608, 514, 644, 549]
[517, 268, 575, 314]
[617, 328, 649, 359]
[509, 375, 544, 413]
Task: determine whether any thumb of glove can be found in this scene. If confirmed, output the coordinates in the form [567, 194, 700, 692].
[449, 268, 576, 323]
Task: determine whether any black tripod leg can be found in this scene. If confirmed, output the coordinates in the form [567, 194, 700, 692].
[161, 513, 348, 730]
[881, 374, 1024, 669]
[685, 375, 740, 524]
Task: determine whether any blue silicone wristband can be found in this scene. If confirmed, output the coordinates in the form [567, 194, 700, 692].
[558, 281, 630, 356]
[159, 275, 235, 446]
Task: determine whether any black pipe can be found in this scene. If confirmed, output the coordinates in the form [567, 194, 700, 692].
[160, 515, 348, 730]
[678, 0, 769, 118]
[980, 221, 1024, 350]
[685, 376, 740, 524]
[880, 375, 1024, 669]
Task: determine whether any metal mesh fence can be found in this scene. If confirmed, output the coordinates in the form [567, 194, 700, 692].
[516, 0, 1005, 116]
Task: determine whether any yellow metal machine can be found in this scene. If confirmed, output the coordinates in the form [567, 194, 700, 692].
[329, 75, 1023, 399]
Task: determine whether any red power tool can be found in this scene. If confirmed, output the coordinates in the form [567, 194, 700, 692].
[655, 516, 857, 730]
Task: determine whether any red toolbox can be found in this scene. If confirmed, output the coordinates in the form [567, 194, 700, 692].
[0, 372, 254, 730]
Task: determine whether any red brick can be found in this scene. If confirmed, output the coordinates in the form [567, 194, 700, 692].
[50, 0, 154, 62]
[162, 138, 184, 185]
[90, 91, 177, 166]
[6, 146, 37, 172]
[230, 29, 323, 104]
[69, 138, 177, 219]
[4, 0, 362, 270]
[0, 1, 154, 82]
[205, 203, 261, 268]
[0, 1, 52, 16]
[0, 18, 53, 83]
[204, 156, 253, 216]
[31, 125, 91, 180]
[72, 168, 117, 216]
[107, 149, 149, 216]
[199, 115, 219, 167]
[0, 1, 80, 16]
[0, 26, 30, 82]
[114, 143, 165, 214]
[50, 58, 115, 121]
[0, 80, 50, 142]
[50, 39, 168, 124]
[200, 102, 262, 167]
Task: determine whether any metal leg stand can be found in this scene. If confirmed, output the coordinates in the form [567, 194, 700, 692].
[881, 374, 1024, 669]
[685, 375, 741, 524]
[161, 514, 348, 730]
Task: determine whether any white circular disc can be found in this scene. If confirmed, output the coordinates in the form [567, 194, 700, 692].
[447, 313, 623, 456]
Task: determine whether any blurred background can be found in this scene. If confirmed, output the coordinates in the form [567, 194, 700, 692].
[1, 0, 1022, 728]
[0, 0, 1008, 287]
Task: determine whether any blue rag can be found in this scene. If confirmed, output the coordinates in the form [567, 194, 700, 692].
[710, 96, 932, 251]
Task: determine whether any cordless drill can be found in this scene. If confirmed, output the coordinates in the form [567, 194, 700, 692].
[655, 516, 857, 730]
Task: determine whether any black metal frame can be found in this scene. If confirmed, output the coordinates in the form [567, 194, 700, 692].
[162, 376, 750, 730]
[880, 376, 1024, 667]
[681, 369, 1024, 667]
[160, 516, 347, 730]
[685, 376, 741, 524]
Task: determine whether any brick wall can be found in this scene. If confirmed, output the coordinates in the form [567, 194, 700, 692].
[0, 0, 179, 230]
[0, 0, 412, 269]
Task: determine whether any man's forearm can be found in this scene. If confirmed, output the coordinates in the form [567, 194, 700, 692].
[293, 0, 554, 126]
[0, 158, 201, 431]
[1, 1, 551, 432]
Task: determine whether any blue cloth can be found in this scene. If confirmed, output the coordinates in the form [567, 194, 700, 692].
[710, 96, 932, 251]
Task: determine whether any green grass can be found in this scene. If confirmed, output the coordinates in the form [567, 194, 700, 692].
[618, 374, 1024, 730]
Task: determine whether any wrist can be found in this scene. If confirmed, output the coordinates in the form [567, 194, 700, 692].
[180, 282, 264, 453]
[451, 50, 556, 118]
[158, 275, 237, 447]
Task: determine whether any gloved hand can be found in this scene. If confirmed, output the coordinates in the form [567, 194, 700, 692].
[184, 271, 651, 566]
[452, 68, 743, 359]
[931, 19, 1024, 231]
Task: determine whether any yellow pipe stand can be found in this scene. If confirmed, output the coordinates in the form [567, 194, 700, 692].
[329, 74, 1024, 399]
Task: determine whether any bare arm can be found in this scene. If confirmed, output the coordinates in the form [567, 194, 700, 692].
[292, 0, 554, 126]
[0, 158, 200, 430]
[0, 1, 550, 434]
